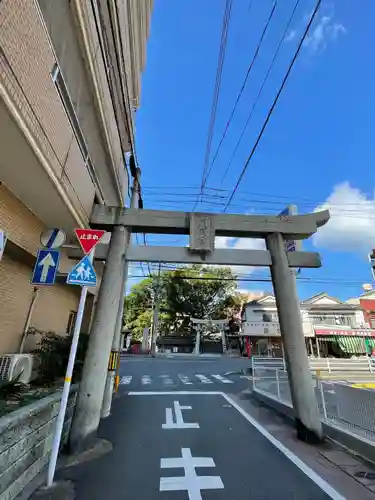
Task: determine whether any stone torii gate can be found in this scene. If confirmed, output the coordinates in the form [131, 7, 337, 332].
[191, 318, 229, 355]
[68, 206, 330, 451]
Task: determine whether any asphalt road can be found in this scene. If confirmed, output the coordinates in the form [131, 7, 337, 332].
[117, 355, 252, 393]
[57, 356, 343, 499]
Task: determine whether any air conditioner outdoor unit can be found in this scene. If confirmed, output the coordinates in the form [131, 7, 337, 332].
[0, 354, 34, 383]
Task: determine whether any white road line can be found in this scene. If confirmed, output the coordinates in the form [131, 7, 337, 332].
[240, 375, 253, 381]
[222, 393, 347, 500]
[196, 374, 213, 384]
[212, 374, 233, 384]
[128, 391, 347, 500]
[141, 375, 152, 385]
[160, 374, 174, 385]
[120, 376, 132, 385]
[129, 391, 221, 396]
[178, 374, 193, 385]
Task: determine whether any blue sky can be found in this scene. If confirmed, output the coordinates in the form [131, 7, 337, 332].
[132, 0, 375, 301]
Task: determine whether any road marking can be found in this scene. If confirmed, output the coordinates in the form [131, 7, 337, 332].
[159, 447, 224, 498]
[141, 375, 152, 385]
[178, 374, 193, 385]
[222, 393, 347, 500]
[162, 401, 199, 429]
[160, 374, 174, 385]
[212, 374, 233, 384]
[240, 375, 253, 381]
[196, 374, 213, 384]
[129, 391, 221, 396]
[129, 391, 347, 500]
[120, 373, 245, 386]
[120, 376, 132, 385]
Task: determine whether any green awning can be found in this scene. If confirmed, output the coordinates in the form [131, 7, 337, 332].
[317, 336, 369, 354]
[337, 337, 366, 354]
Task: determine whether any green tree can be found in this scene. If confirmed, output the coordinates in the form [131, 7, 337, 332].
[123, 265, 238, 336]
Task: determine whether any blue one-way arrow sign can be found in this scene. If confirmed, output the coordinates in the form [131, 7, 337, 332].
[31, 249, 60, 285]
[67, 255, 97, 287]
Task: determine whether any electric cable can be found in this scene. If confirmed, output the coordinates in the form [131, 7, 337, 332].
[223, 0, 322, 211]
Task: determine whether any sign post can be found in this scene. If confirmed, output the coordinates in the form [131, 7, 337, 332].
[47, 229, 104, 487]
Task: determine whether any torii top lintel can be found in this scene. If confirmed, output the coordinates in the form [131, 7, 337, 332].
[89, 205, 330, 240]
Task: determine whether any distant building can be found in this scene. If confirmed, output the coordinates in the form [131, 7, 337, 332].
[241, 292, 372, 357]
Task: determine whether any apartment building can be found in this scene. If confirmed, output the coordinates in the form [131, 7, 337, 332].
[241, 292, 371, 357]
[0, 0, 152, 354]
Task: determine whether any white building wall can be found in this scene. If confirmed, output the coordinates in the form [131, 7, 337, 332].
[242, 302, 364, 338]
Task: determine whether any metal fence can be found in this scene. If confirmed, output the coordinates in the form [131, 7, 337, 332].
[252, 362, 375, 443]
[251, 355, 375, 373]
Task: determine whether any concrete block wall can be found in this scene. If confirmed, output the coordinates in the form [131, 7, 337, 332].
[0, 388, 77, 500]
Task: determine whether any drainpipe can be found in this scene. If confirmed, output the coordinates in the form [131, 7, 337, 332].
[19, 287, 40, 353]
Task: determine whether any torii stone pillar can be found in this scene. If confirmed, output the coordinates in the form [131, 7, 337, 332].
[267, 233, 322, 443]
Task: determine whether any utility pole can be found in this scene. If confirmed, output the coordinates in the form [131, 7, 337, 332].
[69, 224, 128, 453]
[266, 233, 323, 443]
[150, 264, 161, 357]
[101, 169, 140, 418]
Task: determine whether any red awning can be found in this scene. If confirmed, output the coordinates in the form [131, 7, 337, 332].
[315, 329, 375, 337]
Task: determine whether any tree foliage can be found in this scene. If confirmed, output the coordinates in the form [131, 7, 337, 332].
[124, 265, 238, 338]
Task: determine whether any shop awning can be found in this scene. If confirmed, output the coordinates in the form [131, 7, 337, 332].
[317, 335, 370, 354]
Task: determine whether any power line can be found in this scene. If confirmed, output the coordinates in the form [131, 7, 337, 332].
[126, 274, 371, 289]
[223, 0, 322, 211]
[193, 0, 233, 212]
[137, 197, 375, 220]
[143, 184, 372, 209]
[128, 263, 372, 284]
[204, 2, 277, 187]
[221, 0, 301, 185]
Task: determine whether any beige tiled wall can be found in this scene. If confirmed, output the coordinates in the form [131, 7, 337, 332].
[0, 184, 81, 354]
[0, 0, 96, 220]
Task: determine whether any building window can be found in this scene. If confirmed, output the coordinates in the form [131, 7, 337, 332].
[262, 313, 272, 322]
[51, 63, 105, 203]
[310, 314, 354, 327]
[67, 311, 77, 336]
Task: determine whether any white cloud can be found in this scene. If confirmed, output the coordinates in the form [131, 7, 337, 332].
[215, 236, 266, 276]
[285, 29, 297, 42]
[304, 15, 346, 53]
[286, 11, 346, 54]
[312, 182, 375, 253]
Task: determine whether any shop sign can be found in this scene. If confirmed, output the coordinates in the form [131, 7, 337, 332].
[315, 328, 375, 337]
[241, 322, 281, 337]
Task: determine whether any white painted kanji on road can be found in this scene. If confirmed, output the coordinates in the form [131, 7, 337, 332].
[159, 447, 224, 499]
[162, 401, 199, 429]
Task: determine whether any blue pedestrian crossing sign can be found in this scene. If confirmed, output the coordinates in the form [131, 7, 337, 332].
[31, 249, 60, 285]
[67, 255, 97, 287]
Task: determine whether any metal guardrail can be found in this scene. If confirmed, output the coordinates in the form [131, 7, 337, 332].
[251, 355, 375, 373]
[252, 364, 375, 443]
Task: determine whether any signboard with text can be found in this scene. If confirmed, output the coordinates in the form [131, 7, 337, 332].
[315, 329, 375, 337]
[75, 229, 106, 254]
